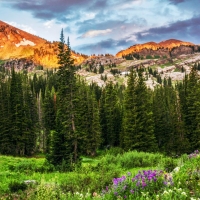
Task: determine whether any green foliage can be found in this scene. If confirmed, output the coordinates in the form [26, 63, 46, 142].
[110, 68, 120, 75]
[146, 55, 153, 59]
[122, 70, 157, 152]
[164, 158, 178, 172]
[99, 64, 104, 74]
[0, 150, 200, 199]
[99, 150, 167, 170]
[9, 181, 27, 193]
[154, 55, 160, 59]
[35, 65, 44, 70]
[100, 82, 122, 147]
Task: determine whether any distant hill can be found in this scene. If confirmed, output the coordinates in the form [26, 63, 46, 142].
[116, 39, 199, 59]
[0, 20, 87, 68]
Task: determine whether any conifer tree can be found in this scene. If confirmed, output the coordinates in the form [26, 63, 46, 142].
[153, 84, 189, 155]
[183, 67, 200, 150]
[47, 30, 80, 169]
[100, 82, 122, 147]
[0, 81, 11, 154]
[122, 70, 157, 152]
[43, 85, 56, 153]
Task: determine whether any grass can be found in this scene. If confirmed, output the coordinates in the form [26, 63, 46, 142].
[0, 60, 5, 65]
[0, 149, 199, 199]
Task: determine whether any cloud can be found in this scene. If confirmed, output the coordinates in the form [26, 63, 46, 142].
[9, 0, 90, 21]
[88, 0, 108, 10]
[76, 38, 131, 54]
[5, 21, 37, 35]
[132, 15, 200, 44]
[81, 29, 112, 38]
[44, 20, 54, 29]
[168, 0, 186, 4]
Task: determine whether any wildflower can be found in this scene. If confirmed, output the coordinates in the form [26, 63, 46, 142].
[163, 181, 168, 185]
[127, 172, 131, 176]
[163, 190, 169, 195]
[173, 167, 180, 173]
[123, 185, 127, 190]
[136, 181, 140, 186]
[130, 189, 134, 194]
[181, 191, 187, 196]
[93, 192, 98, 197]
[142, 181, 147, 188]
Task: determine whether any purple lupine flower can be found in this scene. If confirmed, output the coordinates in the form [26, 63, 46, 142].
[114, 192, 118, 196]
[123, 185, 127, 190]
[113, 178, 118, 185]
[130, 189, 134, 194]
[163, 181, 168, 185]
[142, 181, 147, 188]
[127, 172, 131, 176]
[136, 181, 140, 187]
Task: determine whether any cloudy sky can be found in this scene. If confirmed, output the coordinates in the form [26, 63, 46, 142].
[0, 0, 200, 55]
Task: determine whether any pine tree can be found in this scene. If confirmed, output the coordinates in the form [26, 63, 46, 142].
[122, 70, 157, 152]
[183, 67, 200, 150]
[47, 30, 80, 169]
[153, 84, 189, 155]
[43, 85, 56, 153]
[0, 80, 11, 154]
[100, 82, 122, 147]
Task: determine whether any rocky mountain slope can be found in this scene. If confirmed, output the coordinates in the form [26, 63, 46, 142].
[0, 20, 86, 68]
[116, 39, 199, 59]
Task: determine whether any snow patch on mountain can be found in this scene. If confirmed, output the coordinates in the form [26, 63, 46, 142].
[15, 38, 35, 47]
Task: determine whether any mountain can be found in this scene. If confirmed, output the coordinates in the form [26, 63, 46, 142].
[116, 39, 198, 59]
[0, 20, 86, 67]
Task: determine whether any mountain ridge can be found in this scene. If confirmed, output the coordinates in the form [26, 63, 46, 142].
[0, 20, 86, 67]
[116, 39, 196, 58]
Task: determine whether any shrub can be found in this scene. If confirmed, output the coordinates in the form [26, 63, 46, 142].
[164, 158, 177, 172]
[9, 181, 27, 193]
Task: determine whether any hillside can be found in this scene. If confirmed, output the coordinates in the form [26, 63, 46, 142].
[116, 39, 197, 59]
[0, 20, 86, 67]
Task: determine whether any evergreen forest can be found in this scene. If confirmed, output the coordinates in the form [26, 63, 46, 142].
[0, 30, 200, 170]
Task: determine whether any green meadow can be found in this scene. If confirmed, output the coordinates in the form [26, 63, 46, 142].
[0, 149, 199, 199]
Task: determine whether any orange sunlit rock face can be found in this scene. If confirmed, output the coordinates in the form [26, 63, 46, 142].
[0, 20, 86, 68]
[116, 39, 194, 58]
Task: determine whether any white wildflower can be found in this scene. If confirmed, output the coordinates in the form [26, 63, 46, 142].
[173, 167, 180, 173]
[163, 190, 169, 195]
[181, 191, 187, 196]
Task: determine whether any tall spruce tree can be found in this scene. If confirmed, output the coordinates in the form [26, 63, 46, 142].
[0, 80, 11, 154]
[47, 30, 80, 169]
[122, 70, 157, 152]
[153, 84, 189, 155]
[183, 67, 200, 150]
[100, 82, 122, 147]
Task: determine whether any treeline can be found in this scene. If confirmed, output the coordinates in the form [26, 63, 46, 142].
[0, 31, 200, 170]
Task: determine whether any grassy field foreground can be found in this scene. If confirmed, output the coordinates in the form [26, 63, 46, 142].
[0, 149, 199, 199]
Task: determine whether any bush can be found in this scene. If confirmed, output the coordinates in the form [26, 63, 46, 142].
[9, 181, 27, 193]
[100, 150, 166, 170]
[164, 158, 177, 172]
[106, 147, 124, 156]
